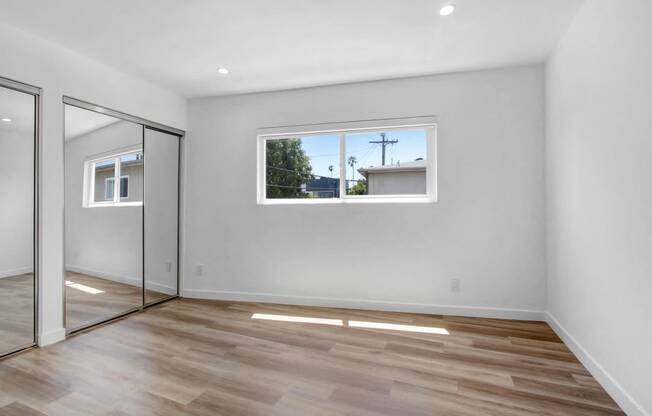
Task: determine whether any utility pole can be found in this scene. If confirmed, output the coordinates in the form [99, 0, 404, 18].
[369, 133, 398, 165]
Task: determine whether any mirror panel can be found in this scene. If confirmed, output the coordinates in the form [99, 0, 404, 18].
[144, 128, 179, 304]
[0, 85, 35, 354]
[64, 104, 144, 331]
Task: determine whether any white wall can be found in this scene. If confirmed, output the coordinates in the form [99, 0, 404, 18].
[65, 121, 143, 286]
[545, 0, 652, 415]
[184, 65, 546, 318]
[0, 22, 187, 345]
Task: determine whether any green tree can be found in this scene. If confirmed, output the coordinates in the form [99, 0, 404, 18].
[348, 179, 367, 195]
[347, 156, 357, 181]
[266, 139, 313, 198]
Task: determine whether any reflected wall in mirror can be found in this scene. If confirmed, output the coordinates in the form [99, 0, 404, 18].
[0, 84, 36, 354]
[64, 104, 144, 331]
[144, 128, 179, 304]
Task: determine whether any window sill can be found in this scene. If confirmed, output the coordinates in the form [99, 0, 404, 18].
[85, 202, 143, 208]
[259, 196, 436, 205]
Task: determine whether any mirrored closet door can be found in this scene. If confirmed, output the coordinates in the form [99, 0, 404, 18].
[64, 101, 180, 333]
[64, 105, 144, 331]
[0, 79, 37, 356]
[144, 128, 180, 305]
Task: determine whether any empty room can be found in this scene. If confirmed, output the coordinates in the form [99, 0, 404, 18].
[0, 0, 650, 415]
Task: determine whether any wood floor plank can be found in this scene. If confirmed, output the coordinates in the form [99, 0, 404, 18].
[0, 402, 47, 416]
[0, 271, 173, 355]
[41, 392, 115, 416]
[0, 299, 624, 415]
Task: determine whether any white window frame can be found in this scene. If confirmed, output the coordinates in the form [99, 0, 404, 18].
[257, 116, 437, 205]
[83, 145, 143, 208]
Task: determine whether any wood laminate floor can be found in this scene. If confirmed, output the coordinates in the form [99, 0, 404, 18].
[0, 272, 171, 353]
[0, 274, 34, 353]
[65, 271, 169, 331]
[0, 299, 624, 415]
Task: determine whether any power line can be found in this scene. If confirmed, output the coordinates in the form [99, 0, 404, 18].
[355, 144, 378, 170]
[306, 144, 375, 159]
[266, 184, 304, 189]
[266, 165, 325, 178]
[266, 184, 337, 191]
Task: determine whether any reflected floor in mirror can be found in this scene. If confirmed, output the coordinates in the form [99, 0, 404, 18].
[65, 271, 170, 331]
[0, 274, 34, 353]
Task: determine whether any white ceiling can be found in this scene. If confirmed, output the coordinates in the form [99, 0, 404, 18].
[64, 105, 120, 141]
[0, 88, 120, 140]
[0, 0, 583, 98]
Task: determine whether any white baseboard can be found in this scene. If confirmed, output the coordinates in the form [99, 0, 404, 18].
[546, 313, 648, 416]
[67, 264, 141, 287]
[0, 267, 33, 279]
[66, 264, 177, 295]
[38, 327, 66, 347]
[148, 282, 177, 295]
[180, 289, 545, 321]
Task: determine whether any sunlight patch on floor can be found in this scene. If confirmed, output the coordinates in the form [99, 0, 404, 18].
[65, 280, 104, 295]
[251, 313, 343, 326]
[348, 320, 449, 335]
[251, 313, 449, 335]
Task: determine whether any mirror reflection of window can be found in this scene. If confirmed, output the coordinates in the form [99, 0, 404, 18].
[64, 102, 180, 332]
[64, 104, 143, 332]
[118, 152, 143, 203]
[93, 158, 116, 202]
[86, 149, 143, 207]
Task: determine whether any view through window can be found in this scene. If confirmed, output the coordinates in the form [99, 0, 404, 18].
[261, 123, 433, 203]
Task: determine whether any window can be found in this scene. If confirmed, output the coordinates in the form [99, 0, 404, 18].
[265, 134, 340, 199]
[84, 148, 143, 207]
[257, 117, 436, 204]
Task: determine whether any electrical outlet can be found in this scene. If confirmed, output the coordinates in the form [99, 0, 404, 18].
[196, 264, 204, 276]
[165, 261, 172, 273]
[450, 278, 461, 293]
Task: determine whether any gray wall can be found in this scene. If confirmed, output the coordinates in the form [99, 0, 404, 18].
[545, 0, 652, 414]
[183, 65, 546, 317]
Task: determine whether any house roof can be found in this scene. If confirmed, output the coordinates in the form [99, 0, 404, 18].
[358, 159, 426, 177]
[95, 158, 143, 173]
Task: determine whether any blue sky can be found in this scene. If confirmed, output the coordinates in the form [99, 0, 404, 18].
[299, 129, 427, 179]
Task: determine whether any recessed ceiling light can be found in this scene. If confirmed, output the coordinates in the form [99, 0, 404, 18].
[1, 117, 11, 122]
[217, 67, 229, 75]
[439, 4, 455, 16]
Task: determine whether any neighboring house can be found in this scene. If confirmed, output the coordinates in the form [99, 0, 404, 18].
[303, 176, 340, 198]
[358, 159, 426, 195]
[94, 158, 144, 203]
